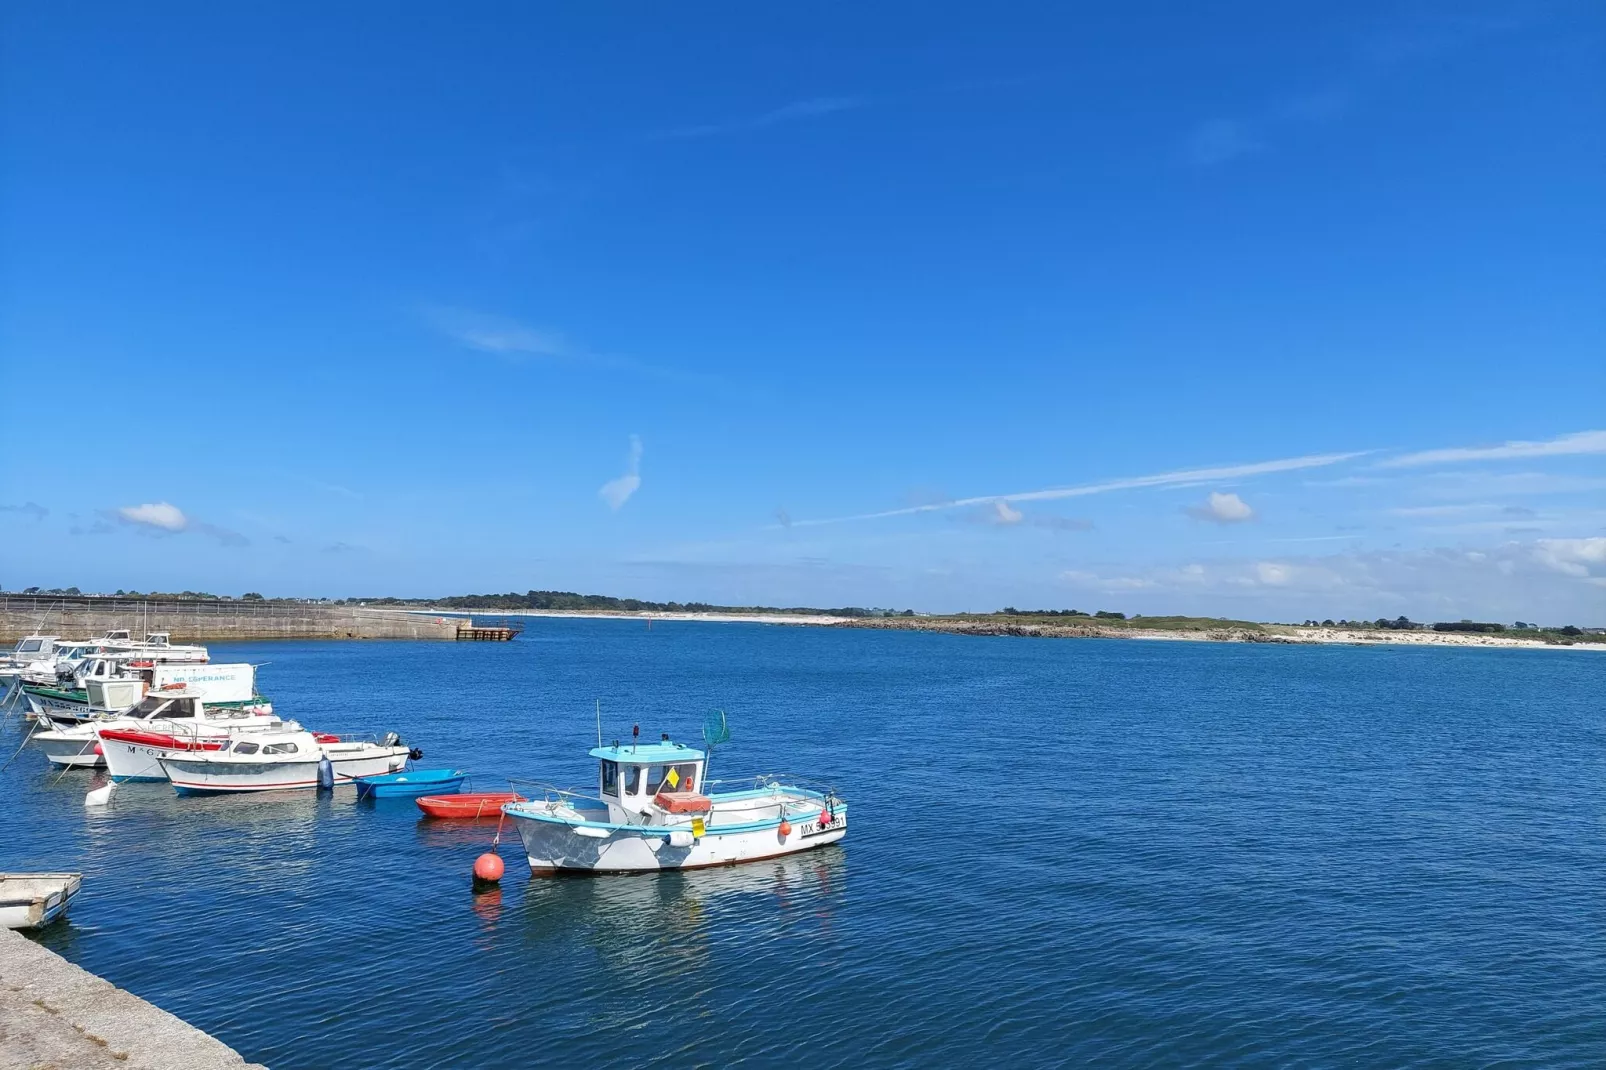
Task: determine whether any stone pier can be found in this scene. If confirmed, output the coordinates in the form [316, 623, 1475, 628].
[0, 927, 267, 1069]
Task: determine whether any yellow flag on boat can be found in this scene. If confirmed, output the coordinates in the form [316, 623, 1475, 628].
[691, 817, 705, 838]
[666, 767, 681, 789]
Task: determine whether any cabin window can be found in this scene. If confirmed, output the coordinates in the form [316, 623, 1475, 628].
[624, 765, 642, 795]
[20, 640, 42, 653]
[600, 760, 618, 796]
[262, 742, 298, 755]
[233, 741, 260, 755]
[647, 764, 698, 794]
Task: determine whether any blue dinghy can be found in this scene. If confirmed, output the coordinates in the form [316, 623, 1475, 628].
[354, 768, 467, 799]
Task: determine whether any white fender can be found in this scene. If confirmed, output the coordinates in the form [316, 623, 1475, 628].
[668, 830, 694, 848]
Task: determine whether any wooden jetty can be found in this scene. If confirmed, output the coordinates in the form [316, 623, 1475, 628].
[456, 620, 522, 641]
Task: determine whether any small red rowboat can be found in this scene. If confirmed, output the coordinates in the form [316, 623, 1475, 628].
[415, 792, 525, 819]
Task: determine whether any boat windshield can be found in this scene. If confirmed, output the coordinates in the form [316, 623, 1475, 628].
[133, 696, 177, 717]
[18, 639, 44, 653]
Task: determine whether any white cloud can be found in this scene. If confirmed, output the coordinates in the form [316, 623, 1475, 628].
[791, 449, 1366, 528]
[1533, 537, 1606, 578]
[1255, 562, 1292, 586]
[599, 435, 644, 511]
[1380, 430, 1606, 468]
[1187, 491, 1256, 524]
[117, 502, 188, 532]
[992, 501, 1023, 525]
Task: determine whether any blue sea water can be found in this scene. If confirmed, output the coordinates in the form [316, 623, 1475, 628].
[3, 620, 1603, 1068]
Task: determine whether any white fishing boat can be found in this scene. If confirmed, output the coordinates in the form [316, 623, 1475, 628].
[0, 873, 82, 929]
[159, 728, 414, 794]
[96, 688, 299, 782]
[502, 721, 847, 874]
[26, 658, 269, 723]
[0, 634, 62, 685]
[106, 631, 210, 664]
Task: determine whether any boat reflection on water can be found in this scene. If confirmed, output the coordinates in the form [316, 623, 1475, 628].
[75, 772, 357, 886]
[490, 848, 847, 980]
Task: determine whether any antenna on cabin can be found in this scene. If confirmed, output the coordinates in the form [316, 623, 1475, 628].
[631, 723, 639, 753]
[595, 699, 602, 748]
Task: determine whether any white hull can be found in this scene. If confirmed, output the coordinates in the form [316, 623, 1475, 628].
[102, 737, 194, 782]
[508, 798, 848, 874]
[36, 735, 104, 768]
[164, 747, 408, 794]
[0, 874, 81, 930]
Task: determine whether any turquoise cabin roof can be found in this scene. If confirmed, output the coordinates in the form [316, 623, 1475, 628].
[589, 740, 706, 763]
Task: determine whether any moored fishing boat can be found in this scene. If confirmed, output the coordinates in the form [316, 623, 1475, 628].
[501, 725, 847, 874]
[96, 688, 298, 782]
[0, 873, 82, 929]
[25, 658, 269, 723]
[158, 729, 415, 794]
[0, 634, 61, 686]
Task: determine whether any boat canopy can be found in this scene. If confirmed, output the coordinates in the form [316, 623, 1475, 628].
[588, 740, 706, 763]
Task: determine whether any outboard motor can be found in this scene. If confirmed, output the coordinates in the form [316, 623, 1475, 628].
[381, 731, 401, 747]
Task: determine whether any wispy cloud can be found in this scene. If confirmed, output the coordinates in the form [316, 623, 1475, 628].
[322, 541, 363, 554]
[654, 96, 863, 141]
[1186, 491, 1256, 524]
[1378, 430, 1606, 468]
[599, 435, 643, 511]
[426, 305, 724, 389]
[0, 501, 48, 522]
[426, 305, 568, 358]
[791, 449, 1366, 528]
[113, 501, 249, 546]
[991, 500, 1024, 525]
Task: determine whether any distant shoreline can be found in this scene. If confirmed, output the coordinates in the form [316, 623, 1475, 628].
[457, 609, 1603, 650]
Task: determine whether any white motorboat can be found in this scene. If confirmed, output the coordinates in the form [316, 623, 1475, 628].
[26, 658, 270, 723]
[0, 873, 82, 929]
[0, 634, 62, 685]
[97, 688, 300, 782]
[105, 631, 210, 664]
[502, 728, 847, 874]
[159, 728, 414, 794]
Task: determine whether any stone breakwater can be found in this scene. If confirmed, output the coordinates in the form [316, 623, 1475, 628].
[0, 595, 459, 642]
[0, 927, 267, 1069]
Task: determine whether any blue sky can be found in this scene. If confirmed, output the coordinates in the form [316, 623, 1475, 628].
[3, 2, 1603, 622]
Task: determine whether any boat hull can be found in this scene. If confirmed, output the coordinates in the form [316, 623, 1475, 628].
[417, 792, 524, 818]
[506, 802, 848, 874]
[355, 769, 466, 799]
[0, 873, 82, 930]
[163, 747, 409, 795]
[36, 734, 104, 768]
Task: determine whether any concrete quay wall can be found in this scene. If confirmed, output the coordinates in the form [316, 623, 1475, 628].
[0, 596, 460, 642]
[0, 926, 268, 1069]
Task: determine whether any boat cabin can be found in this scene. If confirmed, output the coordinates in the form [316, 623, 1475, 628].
[8, 635, 60, 659]
[70, 657, 132, 686]
[97, 630, 133, 644]
[143, 633, 173, 648]
[591, 740, 709, 823]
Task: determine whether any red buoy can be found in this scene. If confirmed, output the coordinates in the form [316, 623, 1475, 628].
[473, 852, 504, 882]
[778, 820, 792, 838]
